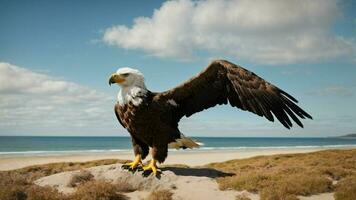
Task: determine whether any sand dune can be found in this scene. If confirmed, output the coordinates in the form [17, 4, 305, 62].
[34, 164, 241, 199]
[34, 163, 332, 200]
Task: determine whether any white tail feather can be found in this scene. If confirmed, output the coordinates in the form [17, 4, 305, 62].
[168, 134, 203, 149]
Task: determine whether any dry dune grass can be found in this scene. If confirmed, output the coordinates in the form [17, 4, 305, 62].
[1, 150, 356, 200]
[0, 158, 165, 200]
[235, 193, 251, 200]
[0, 173, 67, 200]
[71, 180, 128, 200]
[208, 149, 356, 200]
[0, 171, 32, 200]
[143, 189, 173, 200]
[67, 170, 94, 187]
[26, 185, 67, 200]
[334, 174, 356, 200]
[0, 159, 128, 200]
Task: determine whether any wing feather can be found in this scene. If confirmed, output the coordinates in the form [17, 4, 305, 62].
[155, 60, 312, 129]
[114, 103, 125, 128]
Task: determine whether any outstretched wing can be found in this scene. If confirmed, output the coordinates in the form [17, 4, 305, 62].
[155, 60, 312, 129]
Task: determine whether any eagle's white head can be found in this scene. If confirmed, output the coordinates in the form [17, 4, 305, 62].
[109, 67, 147, 106]
[109, 67, 145, 88]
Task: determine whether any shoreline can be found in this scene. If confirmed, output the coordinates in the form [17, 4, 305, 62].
[2, 144, 356, 156]
[1, 147, 355, 171]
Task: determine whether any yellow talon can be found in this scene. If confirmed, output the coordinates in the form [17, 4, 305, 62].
[122, 154, 142, 170]
[143, 159, 158, 175]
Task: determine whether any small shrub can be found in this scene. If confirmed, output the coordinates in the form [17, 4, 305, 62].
[67, 170, 94, 187]
[235, 193, 251, 200]
[0, 185, 27, 200]
[26, 185, 66, 200]
[71, 180, 128, 200]
[0, 172, 29, 200]
[144, 189, 173, 200]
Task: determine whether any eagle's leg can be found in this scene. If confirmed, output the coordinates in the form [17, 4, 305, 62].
[142, 146, 165, 176]
[122, 137, 149, 172]
[121, 154, 142, 171]
[142, 159, 158, 176]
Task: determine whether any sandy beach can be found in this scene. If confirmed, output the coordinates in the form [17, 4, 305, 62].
[0, 148, 334, 171]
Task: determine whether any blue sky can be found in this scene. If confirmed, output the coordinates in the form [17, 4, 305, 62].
[0, 0, 355, 137]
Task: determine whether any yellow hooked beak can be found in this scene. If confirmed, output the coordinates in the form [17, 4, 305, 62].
[109, 73, 125, 85]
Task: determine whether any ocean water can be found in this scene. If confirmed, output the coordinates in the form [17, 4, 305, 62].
[0, 136, 355, 156]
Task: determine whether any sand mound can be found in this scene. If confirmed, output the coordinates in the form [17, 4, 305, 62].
[34, 163, 249, 200]
[34, 163, 334, 200]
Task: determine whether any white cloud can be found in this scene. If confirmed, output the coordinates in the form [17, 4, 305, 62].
[0, 62, 122, 135]
[103, 0, 355, 64]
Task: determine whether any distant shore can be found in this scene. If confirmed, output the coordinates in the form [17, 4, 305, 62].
[1, 146, 355, 171]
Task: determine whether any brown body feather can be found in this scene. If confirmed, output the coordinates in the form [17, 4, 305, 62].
[114, 60, 312, 163]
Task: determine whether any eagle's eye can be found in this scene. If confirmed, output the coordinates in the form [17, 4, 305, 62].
[121, 73, 130, 77]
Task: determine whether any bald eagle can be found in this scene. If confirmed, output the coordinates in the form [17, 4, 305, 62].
[109, 60, 312, 176]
